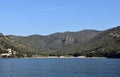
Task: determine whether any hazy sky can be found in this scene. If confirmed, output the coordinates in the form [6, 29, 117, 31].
[0, 0, 120, 36]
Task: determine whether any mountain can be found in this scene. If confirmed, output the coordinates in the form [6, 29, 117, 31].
[0, 33, 39, 57]
[0, 26, 120, 57]
[8, 30, 101, 52]
[83, 26, 120, 57]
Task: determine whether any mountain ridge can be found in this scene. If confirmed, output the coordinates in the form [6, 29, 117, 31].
[8, 29, 101, 51]
[0, 26, 120, 57]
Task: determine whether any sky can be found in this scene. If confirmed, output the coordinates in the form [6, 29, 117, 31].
[0, 0, 120, 36]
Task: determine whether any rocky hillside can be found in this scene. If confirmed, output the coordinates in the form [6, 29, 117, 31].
[0, 33, 39, 56]
[0, 26, 120, 57]
[8, 30, 101, 52]
[84, 26, 120, 57]
[88, 26, 120, 50]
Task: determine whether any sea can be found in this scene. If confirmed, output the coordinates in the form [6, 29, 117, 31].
[0, 58, 120, 77]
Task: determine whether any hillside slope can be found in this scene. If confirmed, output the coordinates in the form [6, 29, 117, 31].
[0, 26, 119, 57]
[83, 26, 120, 57]
[8, 30, 101, 52]
[0, 33, 39, 57]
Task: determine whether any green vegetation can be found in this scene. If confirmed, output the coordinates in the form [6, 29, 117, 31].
[72, 53, 81, 57]
[0, 26, 120, 58]
[0, 48, 8, 54]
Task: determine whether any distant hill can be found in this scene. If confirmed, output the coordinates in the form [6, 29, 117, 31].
[8, 30, 101, 52]
[84, 26, 120, 57]
[0, 33, 39, 57]
[0, 26, 120, 57]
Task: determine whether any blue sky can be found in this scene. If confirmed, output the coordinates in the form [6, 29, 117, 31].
[0, 0, 120, 36]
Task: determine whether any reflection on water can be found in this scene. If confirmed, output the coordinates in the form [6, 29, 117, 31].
[0, 58, 120, 77]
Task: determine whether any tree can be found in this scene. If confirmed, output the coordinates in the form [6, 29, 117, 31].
[73, 53, 81, 57]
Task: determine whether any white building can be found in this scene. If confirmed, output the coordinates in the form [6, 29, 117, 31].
[0, 48, 16, 57]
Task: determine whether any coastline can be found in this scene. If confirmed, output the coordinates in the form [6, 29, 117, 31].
[30, 56, 106, 59]
[0, 55, 106, 58]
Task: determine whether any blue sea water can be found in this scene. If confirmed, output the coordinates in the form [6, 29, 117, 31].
[0, 58, 120, 77]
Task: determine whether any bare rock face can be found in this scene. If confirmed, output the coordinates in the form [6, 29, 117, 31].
[64, 36, 74, 44]
[109, 33, 120, 38]
[109, 27, 120, 38]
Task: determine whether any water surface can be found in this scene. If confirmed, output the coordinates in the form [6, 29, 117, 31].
[0, 58, 120, 77]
